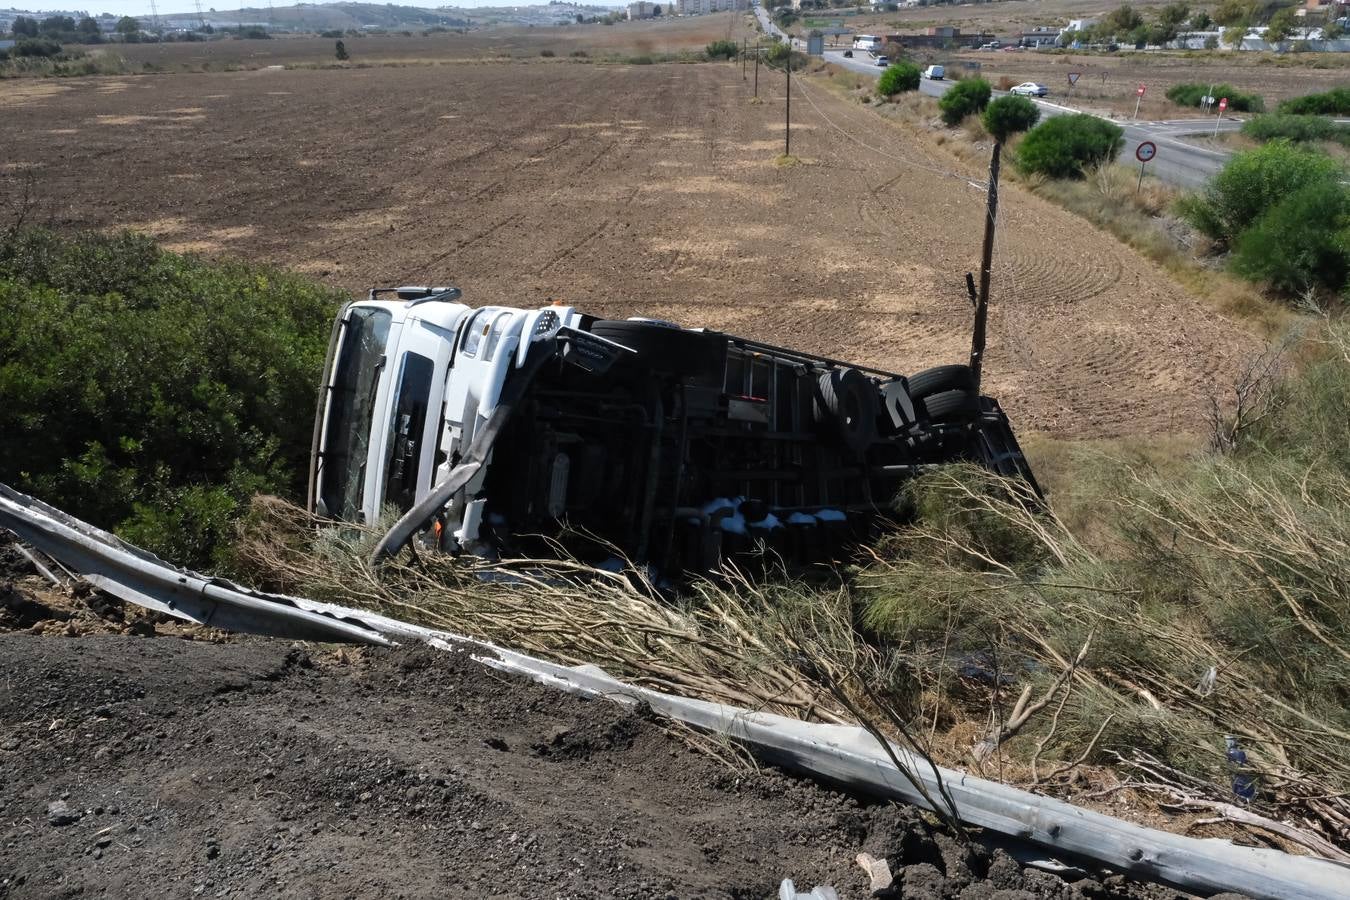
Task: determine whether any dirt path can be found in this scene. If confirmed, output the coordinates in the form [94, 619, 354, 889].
[0, 630, 1198, 899]
[2, 62, 1257, 437]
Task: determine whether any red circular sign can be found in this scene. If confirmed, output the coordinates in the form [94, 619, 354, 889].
[1136, 84, 1146, 96]
[1218, 97, 1228, 111]
[1136, 141, 1157, 163]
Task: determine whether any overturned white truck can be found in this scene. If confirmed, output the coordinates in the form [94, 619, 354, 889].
[308, 286, 1037, 574]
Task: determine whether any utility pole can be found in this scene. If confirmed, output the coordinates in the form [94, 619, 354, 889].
[969, 142, 1001, 392]
[742, 38, 747, 80]
[754, 41, 759, 98]
[784, 53, 791, 157]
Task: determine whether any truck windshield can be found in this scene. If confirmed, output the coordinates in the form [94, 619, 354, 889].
[319, 307, 392, 521]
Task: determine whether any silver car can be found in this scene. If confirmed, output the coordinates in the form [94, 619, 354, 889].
[1010, 82, 1048, 97]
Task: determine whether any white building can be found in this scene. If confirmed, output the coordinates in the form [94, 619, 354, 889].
[627, 1, 658, 18]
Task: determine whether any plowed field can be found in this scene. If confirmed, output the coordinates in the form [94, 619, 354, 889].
[2, 61, 1257, 437]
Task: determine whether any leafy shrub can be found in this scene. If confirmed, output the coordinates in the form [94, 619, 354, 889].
[14, 37, 62, 57]
[319, 29, 343, 38]
[569, 49, 588, 58]
[982, 95, 1040, 143]
[539, 48, 555, 57]
[1241, 113, 1348, 145]
[1177, 140, 1343, 245]
[705, 39, 739, 60]
[1231, 181, 1350, 295]
[1165, 82, 1264, 112]
[938, 77, 990, 126]
[1279, 87, 1350, 116]
[0, 228, 342, 566]
[876, 61, 920, 97]
[1016, 114, 1124, 179]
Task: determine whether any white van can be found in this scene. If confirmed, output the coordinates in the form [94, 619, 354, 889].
[852, 34, 883, 53]
[923, 65, 945, 80]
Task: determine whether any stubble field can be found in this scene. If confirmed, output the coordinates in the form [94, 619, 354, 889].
[2, 57, 1257, 438]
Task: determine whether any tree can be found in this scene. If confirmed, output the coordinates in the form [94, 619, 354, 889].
[335, 39, 348, 60]
[1325, 20, 1344, 40]
[1265, 7, 1296, 42]
[1159, 2, 1190, 28]
[877, 61, 921, 97]
[1232, 181, 1350, 295]
[1212, 0, 1252, 26]
[982, 95, 1039, 142]
[77, 17, 102, 40]
[1016, 114, 1124, 178]
[1191, 11, 1213, 29]
[115, 16, 141, 37]
[1104, 3, 1145, 36]
[651, 4, 660, 15]
[40, 15, 76, 36]
[938, 77, 991, 126]
[11, 15, 39, 37]
[1204, 34, 1220, 48]
[1224, 24, 1249, 47]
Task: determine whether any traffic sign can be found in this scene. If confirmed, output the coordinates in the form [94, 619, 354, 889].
[1067, 71, 1081, 85]
[1136, 83, 1146, 96]
[1218, 97, 1228, 111]
[1135, 141, 1157, 163]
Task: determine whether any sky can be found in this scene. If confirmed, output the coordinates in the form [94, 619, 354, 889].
[13, 1, 544, 20]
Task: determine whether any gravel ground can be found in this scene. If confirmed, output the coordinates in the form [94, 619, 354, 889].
[0, 614, 1203, 899]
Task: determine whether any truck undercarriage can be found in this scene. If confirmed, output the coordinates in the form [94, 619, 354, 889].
[308, 289, 1037, 577]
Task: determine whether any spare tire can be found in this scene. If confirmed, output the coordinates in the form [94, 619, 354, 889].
[920, 388, 981, 423]
[815, 368, 878, 454]
[906, 364, 975, 400]
[590, 319, 726, 380]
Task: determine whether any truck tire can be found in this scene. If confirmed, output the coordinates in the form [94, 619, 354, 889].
[906, 364, 975, 400]
[815, 368, 877, 454]
[590, 319, 726, 380]
[920, 388, 981, 423]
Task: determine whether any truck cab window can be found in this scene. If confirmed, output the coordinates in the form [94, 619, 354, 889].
[384, 352, 434, 512]
[319, 307, 391, 521]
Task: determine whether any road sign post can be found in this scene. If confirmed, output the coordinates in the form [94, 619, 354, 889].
[1135, 140, 1156, 193]
[1067, 71, 1080, 96]
[1213, 96, 1228, 137]
[1133, 83, 1146, 120]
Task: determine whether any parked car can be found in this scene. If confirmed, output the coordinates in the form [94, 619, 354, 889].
[843, 49, 853, 57]
[1010, 82, 1048, 97]
[922, 65, 945, 80]
[874, 55, 889, 66]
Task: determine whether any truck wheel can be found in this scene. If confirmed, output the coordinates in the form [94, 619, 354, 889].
[816, 368, 877, 454]
[920, 388, 981, 423]
[906, 364, 975, 400]
[589, 320, 726, 380]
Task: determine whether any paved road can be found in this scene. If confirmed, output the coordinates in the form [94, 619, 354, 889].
[819, 48, 1233, 189]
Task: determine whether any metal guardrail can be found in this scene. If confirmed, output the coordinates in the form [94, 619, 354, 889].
[2, 482, 1346, 899]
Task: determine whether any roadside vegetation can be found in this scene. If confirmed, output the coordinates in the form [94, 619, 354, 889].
[876, 60, 921, 97]
[0, 225, 340, 566]
[1017, 115, 1124, 178]
[1166, 82, 1264, 112]
[938, 77, 991, 126]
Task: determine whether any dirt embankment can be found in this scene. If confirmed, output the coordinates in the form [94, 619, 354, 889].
[0, 607, 1197, 900]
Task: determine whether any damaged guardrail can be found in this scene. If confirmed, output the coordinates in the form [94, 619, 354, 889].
[2, 483, 1346, 900]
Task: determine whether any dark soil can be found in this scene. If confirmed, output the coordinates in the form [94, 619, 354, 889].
[0, 626, 1195, 899]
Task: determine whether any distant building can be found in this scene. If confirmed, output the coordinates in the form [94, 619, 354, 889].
[627, 1, 658, 18]
[883, 27, 995, 49]
[1019, 27, 1059, 47]
[677, 0, 744, 13]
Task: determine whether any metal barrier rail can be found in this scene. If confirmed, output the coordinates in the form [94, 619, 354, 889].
[2, 483, 1345, 899]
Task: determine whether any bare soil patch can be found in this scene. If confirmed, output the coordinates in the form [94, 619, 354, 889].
[0, 631, 1190, 899]
[2, 61, 1256, 438]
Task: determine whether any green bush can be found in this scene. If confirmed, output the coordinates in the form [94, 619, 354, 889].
[981, 95, 1040, 143]
[1241, 113, 1348, 145]
[1016, 114, 1124, 179]
[705, 39, 739, 60]
[1165, 82, 1264, 112]
[876, 61, 920, 97]
[1279, 87, 1350, 116]
[0, 228, 342, 566]
[1231, 181, 1350, 295]
[1177, 140, 1344, 245]
[938, 77, 991, 126]
[14, 37, 62, 57]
